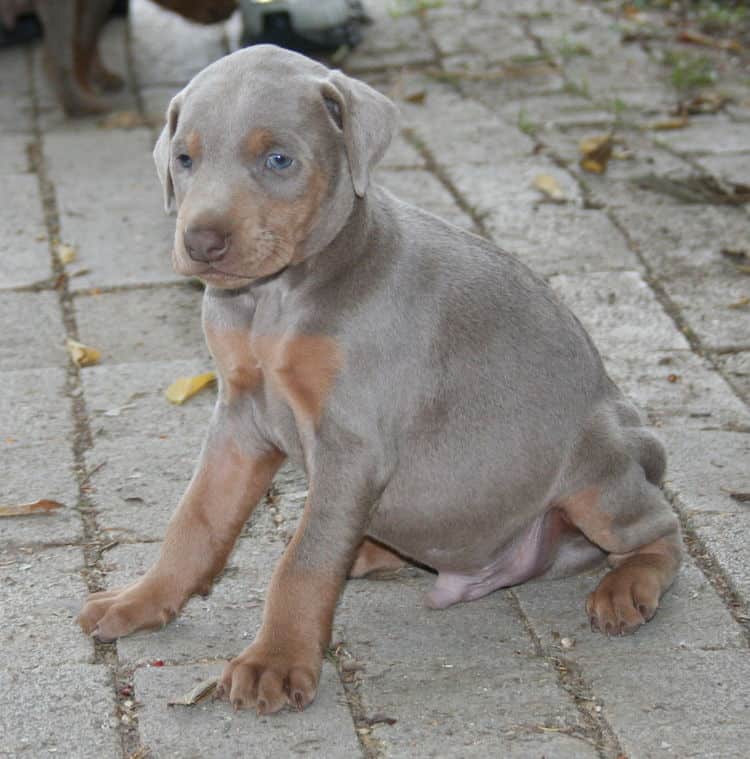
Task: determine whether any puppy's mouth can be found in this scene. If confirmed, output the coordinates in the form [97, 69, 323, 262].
[171, 250, 288, 287]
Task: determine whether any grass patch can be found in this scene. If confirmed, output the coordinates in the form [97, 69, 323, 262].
[662, 49, 717, 91]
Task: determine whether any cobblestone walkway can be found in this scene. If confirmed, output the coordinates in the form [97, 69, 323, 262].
[1, 1, 749, 757]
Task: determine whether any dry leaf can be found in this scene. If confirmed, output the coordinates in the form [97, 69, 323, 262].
[673, 92, 728, 117]
[532, 174, 567, 203]
[404, 89, 427, 104]
[66, 338, 101, 367]
[56, 243, 77, 265]
[98, 111, 151, 130]
[167, 677, 219, 707]
[165, 371, 216, 404]
[646, 116, 689, 130]
[579, 134, 614, 174]
[727, 296, 750, 310]
[0, 499, 63, 517]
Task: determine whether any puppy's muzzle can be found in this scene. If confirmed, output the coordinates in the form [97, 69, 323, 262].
[184, 226, 230, 263]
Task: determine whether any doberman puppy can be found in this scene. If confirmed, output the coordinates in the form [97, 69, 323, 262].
[78, 45, 682, 715]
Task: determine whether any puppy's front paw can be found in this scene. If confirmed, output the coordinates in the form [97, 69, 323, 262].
[217, 641, 320, 715]
[78, 579, 181, 641]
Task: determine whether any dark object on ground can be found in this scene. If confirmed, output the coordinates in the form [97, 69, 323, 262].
[239, 0, 366, 53]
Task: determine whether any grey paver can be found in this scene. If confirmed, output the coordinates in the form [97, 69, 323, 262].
[0, 292, 66, 370]
[336, 570, 599, 759]
[44, 128, 178, 290]
[718, 351, 750, 404]
[653, 117, 750, 156]
[588, 651, 750, 758]
[0, 663, 119, 759]
[0, 174, 51, 288]
[74, 286, 207, 365]
[134, 662, 361, 759]
[1, 545, 93, 665]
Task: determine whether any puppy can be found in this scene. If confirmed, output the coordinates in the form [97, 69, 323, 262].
[79, 45, 682, 714]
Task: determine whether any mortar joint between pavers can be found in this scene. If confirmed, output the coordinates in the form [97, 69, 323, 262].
[504, 590, 625, 759]
[326, 641, 384, 759]
[26, 45, 145, 759]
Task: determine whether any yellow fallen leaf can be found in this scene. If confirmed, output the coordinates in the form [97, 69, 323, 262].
[0, 499, 64, 517]
[66, 338, 101, 367]
[56, 243, 77, 265]
[165, 371, 216, 404]
[579, 134, 614, 174]
[646, 116, 689, 130]
[532, 174, 567, 203]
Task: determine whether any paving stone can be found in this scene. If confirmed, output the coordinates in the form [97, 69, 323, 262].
[550, 271, 750, 429]
[103, 532, 283, 665]
[428, 12, 537, 60]
[514, 560, 744, 657]
[0, 291, 66, 369]
[44, 128, 178, 290]
[134, 662, 360, 759]
[0, 133, 33, 175]
[0, 45, 33, 133]
[82, 358, 216, 442]
[499, 94, 615, 131]
[1, 545, 92, 665]
[586, 651, 750, 758]
[0, 663, 119, 758]
[688, 511, 750, 608]
[0, 443, 81, 546]
[401, 87, 536, 164]
[660, 429, 750, 516]
[376, 168, 475, 231]
[380, 133, 424, 169]
[130, 0, 227, 87]
[74, 286, 207, 365]
[493, 205, 640, 277]
[653, 116, 750, 156]
[0, 173, 51, 288]
[336, 570, 599, 758]
[695, 153, 750, 187]
[717, 351, 750, 405]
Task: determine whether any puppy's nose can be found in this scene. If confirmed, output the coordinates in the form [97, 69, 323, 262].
[184, 226, 230, 263]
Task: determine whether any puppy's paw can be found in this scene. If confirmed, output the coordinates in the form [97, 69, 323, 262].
[586, 565, 661, 636]
[78, 579, 181, 641]
[217, 642, 320, 715]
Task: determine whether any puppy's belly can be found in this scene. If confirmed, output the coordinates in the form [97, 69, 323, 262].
[416, 509, 573, 609]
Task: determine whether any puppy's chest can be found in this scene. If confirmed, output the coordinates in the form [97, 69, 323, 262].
[204, 323, 342, 433]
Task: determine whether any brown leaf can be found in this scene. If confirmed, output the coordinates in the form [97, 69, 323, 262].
[633, 174, 750, 206]
[56, 243, 77, 265]
[727, 296, 750, 310]
[404, 89, 427, 104]
[579, 134, 614, 174]
[645, 116, 689, 130]
[0, 499, 64, 518]
[167, 677, 219, 707]
[673, 92, 728, 117]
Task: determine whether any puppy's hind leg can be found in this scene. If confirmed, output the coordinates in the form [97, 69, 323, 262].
[561, 417, 681, 636]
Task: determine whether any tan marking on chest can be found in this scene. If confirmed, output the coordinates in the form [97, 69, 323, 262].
[205, 326, 343, 423]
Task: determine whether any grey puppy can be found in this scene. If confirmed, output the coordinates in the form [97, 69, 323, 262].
[79, 45, 681, 715]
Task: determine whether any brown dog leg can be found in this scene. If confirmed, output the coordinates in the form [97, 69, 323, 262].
[76, 0, 123, 93]
[78, 440, 284, 640]
[587, 534, 681, 635]
[349, 537, 406, 577]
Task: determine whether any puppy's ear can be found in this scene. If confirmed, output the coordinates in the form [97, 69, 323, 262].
[153, 93, 182, 213]
[321, 71, 398, 198]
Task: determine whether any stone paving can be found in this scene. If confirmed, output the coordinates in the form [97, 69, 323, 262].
[1, 1, 749, 757]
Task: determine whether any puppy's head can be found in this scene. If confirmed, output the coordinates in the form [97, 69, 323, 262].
[154, 45, 398, 289]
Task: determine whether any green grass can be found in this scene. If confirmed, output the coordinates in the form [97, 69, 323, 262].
[662, 50, 717, 91]
[517, 107, 538, 136]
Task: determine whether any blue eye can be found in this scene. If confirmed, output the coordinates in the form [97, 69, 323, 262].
[176, 154, 192, 169]
[265, 153, 294, 171]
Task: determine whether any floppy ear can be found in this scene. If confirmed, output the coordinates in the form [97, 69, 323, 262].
[321, 71, 399, 198]
[153, 93, 182, 214]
